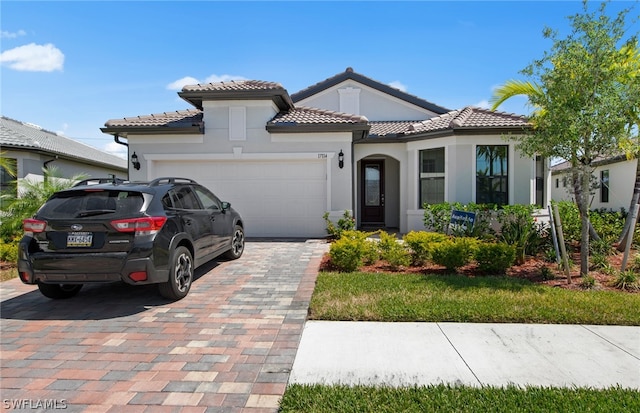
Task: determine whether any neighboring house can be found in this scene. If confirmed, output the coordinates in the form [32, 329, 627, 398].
[101, 68, 549, 238]
[1, 116, 128, 193]
[551, 155, 636, 212]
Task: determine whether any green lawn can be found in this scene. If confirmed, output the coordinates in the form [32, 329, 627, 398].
[279, 270, 640, 412]
[309, 272, 640, 325]
[280, 384, 640, 413]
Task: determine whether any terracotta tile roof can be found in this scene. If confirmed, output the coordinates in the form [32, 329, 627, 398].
[269, 106, 368, 125]
[1, 116, 127, 169]
[103, 110, 203, 129]
[181, 80, 285, 93]
[365, 107, 530, 140]
[291, 67, 451, 115]
[369, 121, 418, 137]
[179, 80, 293, 111]
[406, 107, 529, 135]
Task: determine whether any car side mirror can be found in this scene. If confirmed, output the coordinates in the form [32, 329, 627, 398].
[221, 201, 231, 211]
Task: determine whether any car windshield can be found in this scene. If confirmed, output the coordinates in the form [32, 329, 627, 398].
[38, 190, 144, 219]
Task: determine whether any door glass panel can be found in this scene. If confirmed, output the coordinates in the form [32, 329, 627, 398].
[365, 165, 380, 207]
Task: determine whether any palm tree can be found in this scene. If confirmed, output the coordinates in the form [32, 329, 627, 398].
[0, 166, 86, 242]
[0, 151, 17, 178]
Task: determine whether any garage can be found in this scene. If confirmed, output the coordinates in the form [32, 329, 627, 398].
[152, 158, 328, 238]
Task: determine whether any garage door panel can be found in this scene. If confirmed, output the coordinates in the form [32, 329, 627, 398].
[154, 159, 327, 237]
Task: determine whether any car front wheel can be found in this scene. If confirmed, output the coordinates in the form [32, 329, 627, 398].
[159, 246, 193, 300]
[37, 283, 83, 299]
[224, 225, 245, 260]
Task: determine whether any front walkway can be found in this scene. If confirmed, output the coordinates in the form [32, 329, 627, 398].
[0, 240, 328, 412]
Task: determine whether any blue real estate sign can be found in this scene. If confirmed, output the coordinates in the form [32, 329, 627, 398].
[450, 210, 476, 233]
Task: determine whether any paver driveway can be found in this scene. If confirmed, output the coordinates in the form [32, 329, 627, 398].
[1, 240, 328, 412]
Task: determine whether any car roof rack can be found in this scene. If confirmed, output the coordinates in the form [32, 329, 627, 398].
[148, 177, 198, 186]
[73, 177, 128, 187]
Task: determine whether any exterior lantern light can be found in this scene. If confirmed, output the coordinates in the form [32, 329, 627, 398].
[131, 152, 141, 170]
[338, 150, 344, 169]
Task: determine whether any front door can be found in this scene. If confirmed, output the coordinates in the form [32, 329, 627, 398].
[361, 160, 385, 225]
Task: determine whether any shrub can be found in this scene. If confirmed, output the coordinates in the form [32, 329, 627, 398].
[0, 240, 18, 262]
[611, 270, 639, 292]
[402, 231, 449, 265]
[430, 237, 477, 272]
[329, 230, 377, 272]
[474, 242, 516, 275]
[497, 205, 542, 265]
[377, 231, 411, 270]
[423, 202, 497, 240]
[322, 210, 355, 239]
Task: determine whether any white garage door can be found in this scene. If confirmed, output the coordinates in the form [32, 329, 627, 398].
[153, 159, 327, 238]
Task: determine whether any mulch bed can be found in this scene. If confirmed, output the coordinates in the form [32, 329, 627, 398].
[319, 248, 639, 293]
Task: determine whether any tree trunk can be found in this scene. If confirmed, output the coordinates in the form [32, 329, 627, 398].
[617, 157, 640, 251]
[572, 167, 591, 276]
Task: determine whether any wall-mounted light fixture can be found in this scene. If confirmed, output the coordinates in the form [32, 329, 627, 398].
[131, 152, 141, 170]
[338, 150, 344, 169]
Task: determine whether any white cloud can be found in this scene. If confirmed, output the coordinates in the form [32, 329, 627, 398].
[474, 100, 490, 109]
[388, 81, 407, 92]
[167, 74, 248, 91]
[166, 76, 200, 90]
[104, 141, 128, 159]
[204, 74, 247, 83]
[0, 43, 64, 72]
[1, 29, 27, 39]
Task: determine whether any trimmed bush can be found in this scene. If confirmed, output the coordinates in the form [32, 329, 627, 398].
[402, 231, 449, 265]
[377, 231, 411, 270]
[474, 242, 516, 274]
[329, 230, 377, 272]
[430, 237, 478, 272]
[0, 240, 18, 262]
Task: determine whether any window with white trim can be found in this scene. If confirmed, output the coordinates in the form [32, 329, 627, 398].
[419, 148, 445, 206]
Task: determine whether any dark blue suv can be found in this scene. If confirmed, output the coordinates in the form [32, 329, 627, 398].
[18, 177, 244, 300]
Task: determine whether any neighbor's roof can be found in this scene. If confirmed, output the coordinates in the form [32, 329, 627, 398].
[102, 109, 204, 136]
[291, 67, 451, 115]
[1, 116, 127, 170]
[367, 107, 530, 140]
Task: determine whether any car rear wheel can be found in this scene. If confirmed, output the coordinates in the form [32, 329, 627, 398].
[224, 225, 245, 260]
[37, 283, 83, 299]
[159, 246, 193, 300]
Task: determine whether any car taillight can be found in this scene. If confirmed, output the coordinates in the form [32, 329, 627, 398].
[111, 217, 167, 235]
[23, 218, 47, 233]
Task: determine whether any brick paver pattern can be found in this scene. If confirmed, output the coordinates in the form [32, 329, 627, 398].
[1, 240, 328, 412]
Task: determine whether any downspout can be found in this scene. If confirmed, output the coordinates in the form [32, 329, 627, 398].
[113, 134, 131, 180]
[43, 156, 58, 182]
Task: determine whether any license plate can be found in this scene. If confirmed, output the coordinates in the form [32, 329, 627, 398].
[67, 232, 93, 247]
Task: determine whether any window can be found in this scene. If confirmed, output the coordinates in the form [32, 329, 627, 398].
[0, 157, 16, 194]
[419, 148, 445, 206]
[600, 170, 609, 203]
[535, 156, 545, 207]
[194, 186, 221, 211]
[476, 145, 508, 206]
[556, 178, 559, 188]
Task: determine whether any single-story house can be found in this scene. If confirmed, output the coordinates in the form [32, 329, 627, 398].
[1, 116, 128, 193]
[101, 68, 549, 238]
[551, 155, 638, 212]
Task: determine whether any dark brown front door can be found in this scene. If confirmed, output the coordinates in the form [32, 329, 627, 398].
[361, 160, 385, 224]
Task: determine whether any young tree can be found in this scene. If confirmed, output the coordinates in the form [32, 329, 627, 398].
[491, 1, 638, 276]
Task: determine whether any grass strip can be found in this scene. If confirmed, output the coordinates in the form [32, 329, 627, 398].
[309, 272, 640, 325]
[279, 384, 640, 413]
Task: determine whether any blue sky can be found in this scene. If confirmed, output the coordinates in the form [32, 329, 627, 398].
[1, 1, 637, 159]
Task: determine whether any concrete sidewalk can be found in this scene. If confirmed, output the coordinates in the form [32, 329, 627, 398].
[290, 321, 640, 389]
